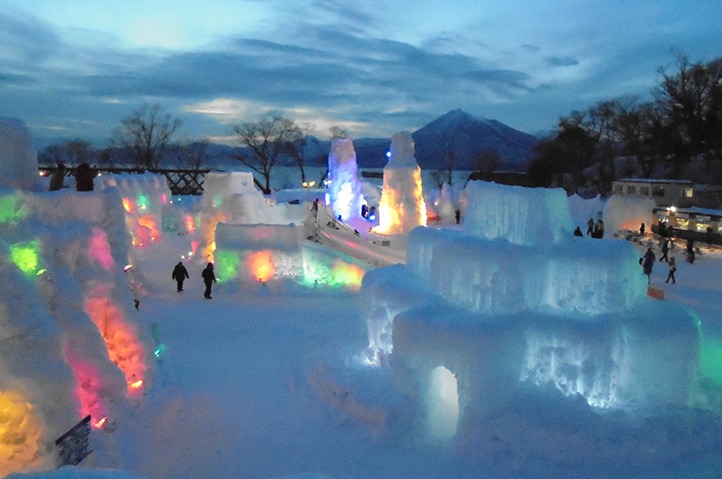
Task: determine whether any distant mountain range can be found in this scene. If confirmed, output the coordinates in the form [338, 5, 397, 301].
[206, 109, 539, 172]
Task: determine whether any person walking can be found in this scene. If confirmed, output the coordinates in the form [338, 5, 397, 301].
[172, 261, 190, 292]
[586, 218, 594, 236]
[75, 163, 95, 191]
[642, 247, 656, 284]
[665, 257, 677, 284]
[202, 263, 216, 299]
[659, 239, 669, 262]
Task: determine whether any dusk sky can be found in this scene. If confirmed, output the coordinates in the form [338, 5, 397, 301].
[1, 0, 721, 149]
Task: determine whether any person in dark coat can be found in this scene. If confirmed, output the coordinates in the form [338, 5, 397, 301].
[172, 261, 190, 292]
[665, 257, 677, 284]
[75, 163, 95, 191]
[642, 247, 656, 283]
[49, 162, 66, 191]
[201, 263, 216, 299]
[639, 223, 645, 236]
[586, 218, 594, 236]
[659, 239, 669, 262]
[574, 226, 583, 237]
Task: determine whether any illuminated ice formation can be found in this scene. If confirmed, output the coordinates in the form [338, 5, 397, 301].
[0, 183, 153, 474]
[214, 223, 366, 289]
[0, 117, 40, 191]
[327, 139, 362, 221]
[199, 172, 307, 262]
[362, 181, 699, 441]
[374, 132, 426, 235]
[98, 174, 172, 248]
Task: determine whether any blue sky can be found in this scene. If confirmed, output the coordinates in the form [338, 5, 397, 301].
[1, 0, 721, 149]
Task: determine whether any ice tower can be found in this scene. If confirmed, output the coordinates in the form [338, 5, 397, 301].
[374, 132, 426, 235]
[327, 139, 362, 221]
[362, 181, 699, 442]
[0, 117, 40, 191]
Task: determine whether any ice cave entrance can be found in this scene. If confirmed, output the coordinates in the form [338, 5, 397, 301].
[425, 366, 459, 442]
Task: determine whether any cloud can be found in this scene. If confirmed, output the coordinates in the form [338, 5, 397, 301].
[546, 56, 579, 68]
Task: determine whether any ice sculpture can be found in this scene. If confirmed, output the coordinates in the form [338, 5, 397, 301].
[373, 132, 426, 235]
[327, 139, 362, 221]
[362, 181, 700, 442]
[0, 117, 40, 191]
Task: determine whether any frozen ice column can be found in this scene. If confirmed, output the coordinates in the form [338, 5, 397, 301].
[374, 132, 426, 234]
[327, 139, 362, 221]
[0, 117, 40, 191]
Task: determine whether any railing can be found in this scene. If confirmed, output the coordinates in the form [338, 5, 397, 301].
[40, 166, 211, 195]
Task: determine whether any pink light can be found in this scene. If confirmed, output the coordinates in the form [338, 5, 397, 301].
[89, 228, 115, 271]
[94, 416, 108, 429]
[161, 193, 168, 205]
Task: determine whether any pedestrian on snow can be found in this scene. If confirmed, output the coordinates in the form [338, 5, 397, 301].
[660, 239, 669, 262]
[172, 261, 190, 292]
[665, 257, 677, 284]
[642, 247, 656, 283]
[49, 162, 66, 191]
[574, 226, 583, 237]
[593, 219, 605, 239]
[75, 163, 95, 191]
[202, 263, 216, 299]
[639, 223, 645, 236]
[686, 239, 696, 264]
[586, 218, 594, 236]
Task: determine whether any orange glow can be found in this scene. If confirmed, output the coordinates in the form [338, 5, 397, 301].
[201, 210, 231, 262]
[130, 379, 144, 390]
[0, 390, 44, 476]
[138, 215, 161, 244]
[373, 166, 426, 235]
[122, 198, 134, 213]
[185, 214, 196, 233]
[94, 416, 108, 429]
[248, 250, 275, 282]
[85, 287, 148, 395]
[332, 261, 365, 286]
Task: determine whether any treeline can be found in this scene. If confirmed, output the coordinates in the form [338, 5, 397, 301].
[39, 105, 345, 194]
[527, 53, 722, 194]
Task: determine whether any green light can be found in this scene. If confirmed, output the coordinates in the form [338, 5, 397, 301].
[0, 193, 29, 225]
[10, 240, 41, 278]
[137, 194, 150, 209]
[215, 249, 239, 283]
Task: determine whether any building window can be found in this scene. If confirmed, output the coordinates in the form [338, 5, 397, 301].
[684, 187, 694, 198]
[640, 187, 649, 196]
[652, 187, 665, 197]
[626, 185, 636, 194]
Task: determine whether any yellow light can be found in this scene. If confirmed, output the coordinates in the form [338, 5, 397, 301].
[94, 416, 108, 429]
[130, 379, 144, 389]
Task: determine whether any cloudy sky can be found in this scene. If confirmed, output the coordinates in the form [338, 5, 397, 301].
[1, 0, 721, 149]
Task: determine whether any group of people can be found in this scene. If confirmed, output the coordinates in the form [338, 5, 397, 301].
[172, 261, 217, 299]
[48, 162, 95, 192]
[641, 242, 677, 285]
[586, 218, 605, 238]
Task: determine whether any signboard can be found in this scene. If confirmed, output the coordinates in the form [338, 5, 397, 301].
[55, 415, 92, 467]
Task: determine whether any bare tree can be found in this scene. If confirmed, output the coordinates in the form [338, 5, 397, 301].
[174, 138, 211, 170]
[39, 139, 92, 167]
[111, 103, 182, 169]
[230, 114, 303, 194]
[329, 126, 348, 140]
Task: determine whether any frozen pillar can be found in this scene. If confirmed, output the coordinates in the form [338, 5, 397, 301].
[374, 132, 426, 235]
[327, 139, 362, 221]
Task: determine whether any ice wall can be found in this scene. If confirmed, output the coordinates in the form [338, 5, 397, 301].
[362, 180, 700, 429]
[463, 181, 574, 246]
[328, 139, 362, 221]
[199, 171, 307, 262]
[0, 185, 153, 474]
[98, 174, 172, 248]
[214, 222, 367, 289]
[0, 117, 40, 191]
[374, 132, 426, 235]
[603, 194, 656, 234]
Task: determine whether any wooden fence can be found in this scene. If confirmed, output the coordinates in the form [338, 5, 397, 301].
[40, 166, 210, 195]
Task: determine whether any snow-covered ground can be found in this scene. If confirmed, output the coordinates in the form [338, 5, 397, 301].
[10, 232, 720, 479]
